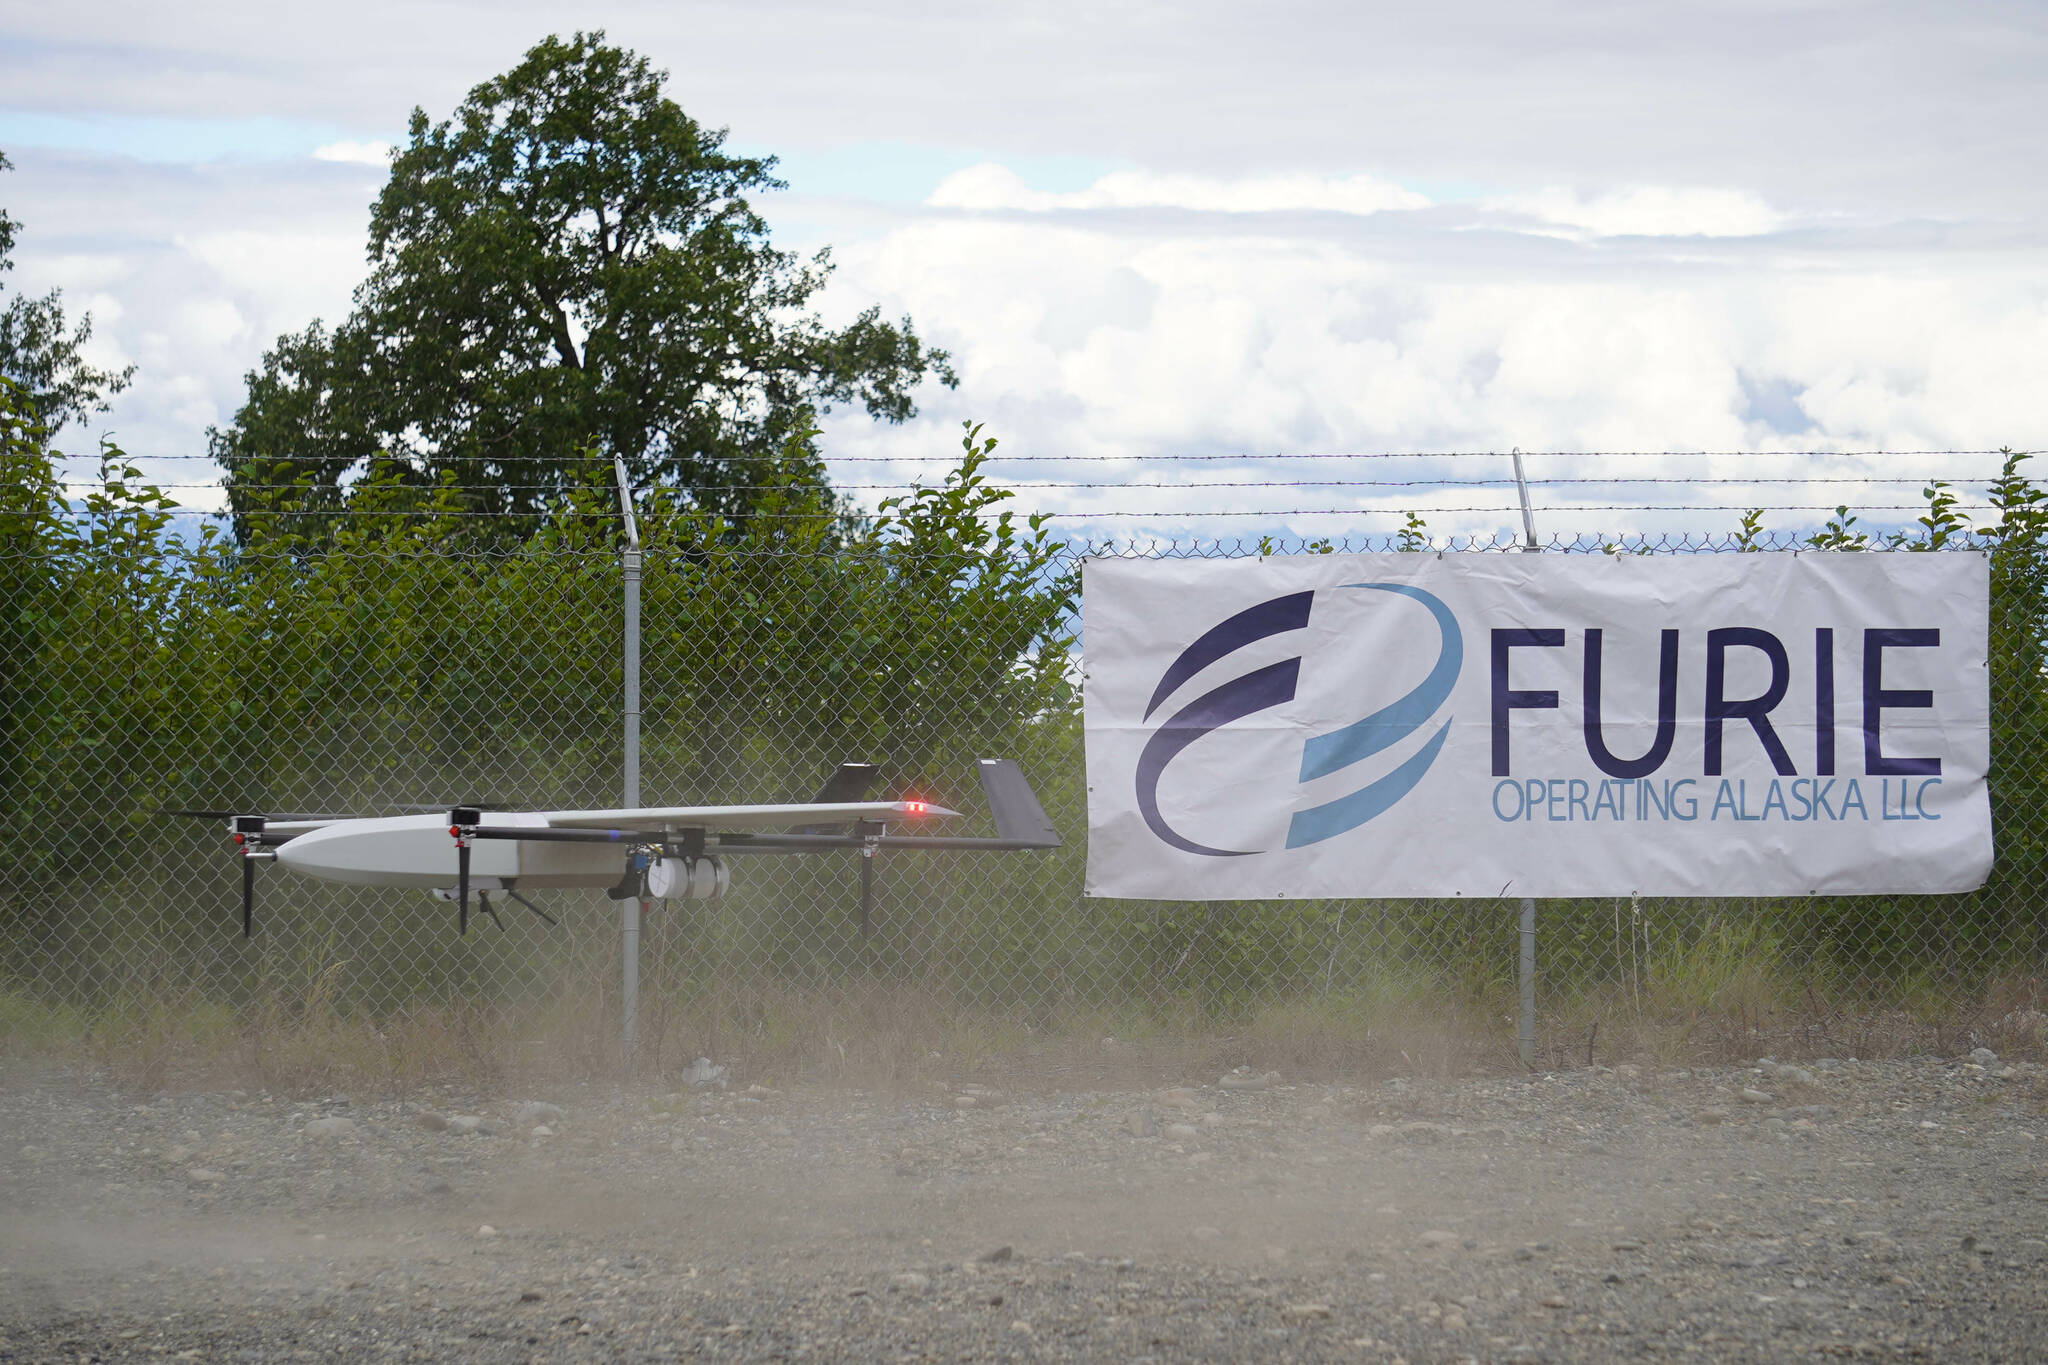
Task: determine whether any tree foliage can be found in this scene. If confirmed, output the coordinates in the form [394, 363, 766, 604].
[7, 395, 2047, 1013]
[0, 152, 135, 434]
[209, 33, 954, 546]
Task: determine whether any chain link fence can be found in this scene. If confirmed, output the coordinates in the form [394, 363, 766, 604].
[4, 505, 2046, 1075]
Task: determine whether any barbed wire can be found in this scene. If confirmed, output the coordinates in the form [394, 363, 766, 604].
[71, 476, 2032, 496]
[55, 447, 2037, 464]
[124, 502, 2008, 520]
[0, 529, 2006, 568]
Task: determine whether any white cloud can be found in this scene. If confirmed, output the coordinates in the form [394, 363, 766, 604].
[312, 140, 393, 166]
[1491, 185, 1788, 239]
[4, 0, 2041, 545]
[8, 0, 2044, 225]
[819, 184, 2048, 539]
[929, 164, 1430, 217]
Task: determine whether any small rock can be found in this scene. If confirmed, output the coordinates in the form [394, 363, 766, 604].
[1220, 1067, 1280, 1092]
[476, 1224, 498, 1237]
[186, 1168, 225, 1185]
[530, 1125, 554, 1138]
[305, 1117, 357, 1139]
[1010, 1320, 1033, 1334]
[519, 1290, 543, 1302]
[415, 1111, 450, 1133]
[979, 1245, 1014, 1264]
[424, 1180, 453, 1195]
[1739, 1088, 1773, 1104]
[890, 1271, 929, 1293]
[1697, 1108, 1728, 1125]
[512, 1101, 565, 1127]
[684, 1057, 729, 1089]
[1127, 1108, 1159, 1138]
[1969, 1046, 1998, 1064]
[1285, 1302, 1333, 1320]
[1419, 1229, 1459, 1247]
[1442, 1313, 1468, 1331]
[1166, 1123, 1200, 1141]
[954, 1095, 978, 1109]
[446, 1115, 484, 1135]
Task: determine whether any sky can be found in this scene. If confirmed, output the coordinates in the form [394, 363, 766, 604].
[2, 0, 2045, 542]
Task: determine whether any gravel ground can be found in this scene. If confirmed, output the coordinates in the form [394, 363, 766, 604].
[3, 1051, 2046, 1362]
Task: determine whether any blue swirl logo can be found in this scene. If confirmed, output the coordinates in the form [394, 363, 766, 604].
[1134, 584, 1463, 855]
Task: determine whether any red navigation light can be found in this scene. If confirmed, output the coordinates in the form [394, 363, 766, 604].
[448, 826, 461, 838]
[906, 800, 927, 815]
[232, 833, 245, 846]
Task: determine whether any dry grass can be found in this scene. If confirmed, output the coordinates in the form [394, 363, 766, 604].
[3, 961, 2041, 1098]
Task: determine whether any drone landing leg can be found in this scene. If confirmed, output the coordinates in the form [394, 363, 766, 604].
[477, 891, 506, 933]
[505, 889, 558, 927]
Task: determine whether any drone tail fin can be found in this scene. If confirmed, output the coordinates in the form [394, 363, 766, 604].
[793, 762, 881, 833]
[979, 759, 1061, 848]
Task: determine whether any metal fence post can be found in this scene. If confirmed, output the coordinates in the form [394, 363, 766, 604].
[614, 457, 642, 1069]
[1518, 896, 1537, 1066]
[1512, 447, 1539, 1067]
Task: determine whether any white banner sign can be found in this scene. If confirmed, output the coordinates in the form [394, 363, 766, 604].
[1084, 553, 1990, 899]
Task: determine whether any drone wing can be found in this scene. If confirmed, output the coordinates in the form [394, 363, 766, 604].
[536, 798, 957, 830]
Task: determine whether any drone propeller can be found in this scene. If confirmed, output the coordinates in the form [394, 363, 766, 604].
[240, 854, 256, 937]
[230, 816, 269, 937]
[449, 807, 480, 935]
[164, 803, 513, 823]
[858, 844, 876, 934]
[161, 808, 353, 824]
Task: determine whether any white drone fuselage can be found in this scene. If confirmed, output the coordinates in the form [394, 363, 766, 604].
[269, 801, 953, 895]
[278, 812, 601, 890]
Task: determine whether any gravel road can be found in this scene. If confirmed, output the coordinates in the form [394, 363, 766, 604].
[3, 1050, 2045, 1362]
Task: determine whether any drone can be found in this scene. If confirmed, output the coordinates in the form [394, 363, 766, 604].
[168, 760, 1060, 938]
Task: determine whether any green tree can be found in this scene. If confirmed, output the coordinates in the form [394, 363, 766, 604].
[0, 380, 69, 794]
[0, 152, 135, 433]
[210, 32, 954, 545]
